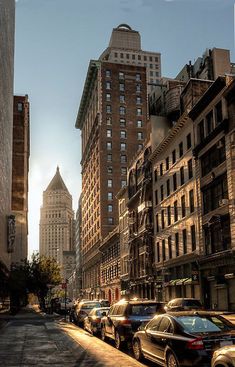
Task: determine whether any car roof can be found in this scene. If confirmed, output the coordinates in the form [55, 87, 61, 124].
[165, 311, 230, 317]
[114, 299, 165, 305]
[168, 298, 201, 302]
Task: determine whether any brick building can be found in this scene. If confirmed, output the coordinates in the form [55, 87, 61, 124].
[0, 0, 15, 298]
[11, 95, 30, 264]
[76, 60, 148, 298]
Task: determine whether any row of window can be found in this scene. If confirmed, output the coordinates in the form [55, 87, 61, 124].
[107, 167, 127, 176]
[106, 105, 143, 116]
[105, 81, 142, 93]
[154, 134, 192, 180]
[197, 101, 223, 143]
[106, 130, 143, 140]
[156, 190, 195, 232]
[106, 93, 142, 104]
[105, 70, 142, 80]
[200, 138, 226, 177]
[111, 53, 159, 63]
[107, 178, 127, 188]
[155, 159, 193, 204]
[106, 117, 143, 128]
[156, 225, 196, 262]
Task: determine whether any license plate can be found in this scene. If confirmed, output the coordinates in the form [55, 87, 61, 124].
[220, 340, 233, 347]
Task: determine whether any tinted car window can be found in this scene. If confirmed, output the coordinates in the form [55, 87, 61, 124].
[129, 303, 162, 316]
[177, 316, 233, 333]
[81, 302, 100, 310]
[147, 316, 163, 331]
[158, 317, 172, 333]
[183, 300, 202, 307]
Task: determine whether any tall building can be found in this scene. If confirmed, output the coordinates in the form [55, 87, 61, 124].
[11, 95, 30, 264]
[99, 24, 161, 92]
[0, 0, 15, 292]
[76, 24, 160, 298]
[39, 167, 74, 278]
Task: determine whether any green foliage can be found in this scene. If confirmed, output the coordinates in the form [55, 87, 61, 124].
[9, 254, 62, 308]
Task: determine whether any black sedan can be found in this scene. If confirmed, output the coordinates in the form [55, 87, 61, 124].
[84, 307, 110, 335]
[132, 311, 235, 367]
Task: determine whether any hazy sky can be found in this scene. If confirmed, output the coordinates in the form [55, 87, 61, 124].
[14, 0, 235, 259]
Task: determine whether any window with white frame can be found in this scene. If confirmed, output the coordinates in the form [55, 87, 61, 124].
[136, 84, 141, 92]
[108, 179, 112, 187]
[120, 130, 126, 139]
[137, 108, 142, 116]
[105, 69, 111, 77]
[108, 204, 113, 212]
[106, 105, 111, 113]
[119, 71, 124, 79]
[106, 142, 112, 150]
[121, 155, 127, 163]
[106, 93, 111, 101]
[106, 81, 111, 89]
[120, 106, 126, 115]
[107, 129, 112, 138]
[136, 73, 141, 81]
[120, 95, 125, 103]
[136, 96, 142, 104]
[137, 120, 143, 128]
[106, 117, 112, 125]
[138, 143, 143, 150]
[121, 167, 127, 175]
[120, 118, 126, 127]
[119, 83, 125, 91]
[108, 192, 113, 200]
[137, 132, 143, 140]
[121, 142, 126, 151]
[107, 154, 112, 162]
[121, 179, 127, 187]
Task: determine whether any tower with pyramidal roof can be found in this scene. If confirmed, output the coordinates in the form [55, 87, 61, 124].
[39, 167, 75, 277]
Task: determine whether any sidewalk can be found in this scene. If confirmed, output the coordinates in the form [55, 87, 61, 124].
[0, 305, 145, 367]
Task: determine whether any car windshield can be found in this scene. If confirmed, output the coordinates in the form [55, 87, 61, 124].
[82, 303, 100, 309]
[130, 304, 160, 316]
[177, 315, 233, 333]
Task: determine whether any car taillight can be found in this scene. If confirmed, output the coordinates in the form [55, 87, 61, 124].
[91, 316, 101, 323]
[186, 337, 204, 350]
[119, 318, 131, 325]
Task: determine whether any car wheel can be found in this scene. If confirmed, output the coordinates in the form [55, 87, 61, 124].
[101, 327, 106, 342]
[133, 338, 144, 361]
[115, 331, 123, 350]
[167, 352, 179, 367]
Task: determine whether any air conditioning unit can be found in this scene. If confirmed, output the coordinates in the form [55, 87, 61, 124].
[219, 199, 229, 207]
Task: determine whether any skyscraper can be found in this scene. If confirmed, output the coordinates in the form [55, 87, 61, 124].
[39, 167, 74, 278]
[76, 25, 160, 298]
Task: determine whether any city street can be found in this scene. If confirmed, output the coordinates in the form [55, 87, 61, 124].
[0, 306, 152, 367]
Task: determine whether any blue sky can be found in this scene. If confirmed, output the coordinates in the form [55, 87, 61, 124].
[14, 0, 235, 258]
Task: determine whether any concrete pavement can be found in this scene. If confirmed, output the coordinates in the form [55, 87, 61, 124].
[0, 306, 146, 367]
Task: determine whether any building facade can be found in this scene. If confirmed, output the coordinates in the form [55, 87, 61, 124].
[11, 95, 30, 264]
[190, 76, 235, 311]
[39, 167, 74, 279]
[76, 59, 148, 298]
[0, 0, 15, 299]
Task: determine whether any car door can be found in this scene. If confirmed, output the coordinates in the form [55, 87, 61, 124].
[105, 306, 116, 336]
[142, 316, 163, 364]
[153, 316, 174, 363]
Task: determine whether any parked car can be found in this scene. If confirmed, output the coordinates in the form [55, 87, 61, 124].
[132, 311, 235, 367]
[101, 299, 165, 349]
[58, 297, 73, 314]
[74, 300, 102, 326]
[164, 298, 203, 312]
[212, 345, 235, 367]
[84, 307, 110, 335]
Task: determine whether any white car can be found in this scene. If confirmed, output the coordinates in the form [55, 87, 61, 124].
[58, 297, 73, 314]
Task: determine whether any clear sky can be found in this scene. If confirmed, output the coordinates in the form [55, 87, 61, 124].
[14, 0, 235, 259]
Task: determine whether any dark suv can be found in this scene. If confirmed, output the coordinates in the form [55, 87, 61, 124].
[100, 299, 165, 349]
